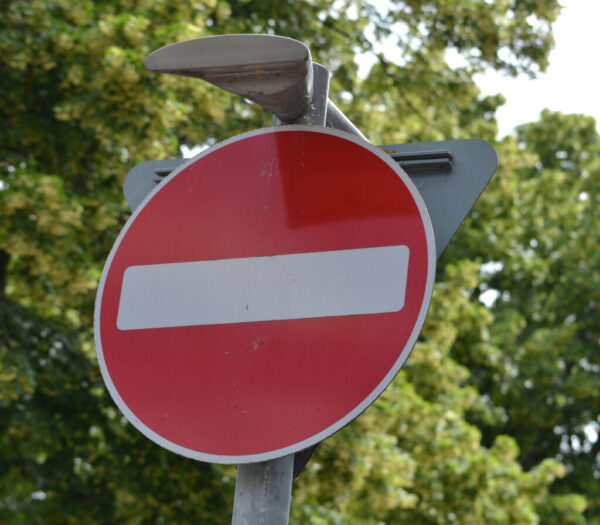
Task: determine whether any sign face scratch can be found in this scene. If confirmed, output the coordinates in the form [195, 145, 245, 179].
[95, 126, 435, 464]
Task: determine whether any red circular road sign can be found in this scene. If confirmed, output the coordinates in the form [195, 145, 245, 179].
[94, 126, 435, 463]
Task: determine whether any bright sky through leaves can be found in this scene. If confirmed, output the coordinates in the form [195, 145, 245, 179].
[476, 0, 600, 136]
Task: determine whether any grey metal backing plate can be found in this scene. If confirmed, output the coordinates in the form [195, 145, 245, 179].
[381, 138, 497, 259]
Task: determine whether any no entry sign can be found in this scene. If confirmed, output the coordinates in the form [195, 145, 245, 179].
[94, 126, 436, 463]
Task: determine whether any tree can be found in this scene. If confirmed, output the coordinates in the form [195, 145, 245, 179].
[3, 0, 592, 523]
[447, 110, 600, 523]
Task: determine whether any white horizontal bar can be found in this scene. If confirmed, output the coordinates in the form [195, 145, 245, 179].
[117, 245, 409, 330]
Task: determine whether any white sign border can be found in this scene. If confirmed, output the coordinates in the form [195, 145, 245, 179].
[94, 125, 436, 464]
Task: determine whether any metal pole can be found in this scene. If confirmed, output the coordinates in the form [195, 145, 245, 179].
[325, 99, 368, 141]
[231, 62, 330, 525]
[232, 455, 295, 525]
[272, 62, 330, 126]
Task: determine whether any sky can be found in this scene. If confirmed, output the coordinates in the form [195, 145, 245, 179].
[476, 0, 600, 137]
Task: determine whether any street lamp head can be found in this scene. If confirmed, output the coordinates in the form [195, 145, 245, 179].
[144, 34, 313, 122]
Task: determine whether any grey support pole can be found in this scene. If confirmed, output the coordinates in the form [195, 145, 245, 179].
[231, 61, 330, 525]
[325, 99, 367, 141]
[232, 455, 295, 525]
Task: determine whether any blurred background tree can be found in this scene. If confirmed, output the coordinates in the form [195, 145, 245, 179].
[2, 0, 597, 523]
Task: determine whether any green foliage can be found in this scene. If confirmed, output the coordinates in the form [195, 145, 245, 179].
[0, 301, 236, 524]
[290, 257, 573, 523]
[446, 110, 600, 522]
[3, 0, 596, 523]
